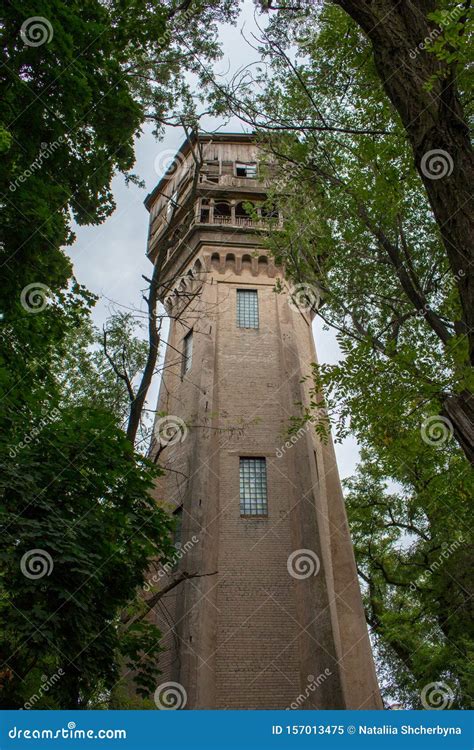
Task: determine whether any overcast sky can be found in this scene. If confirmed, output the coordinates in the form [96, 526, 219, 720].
[67, 0, 360, 479]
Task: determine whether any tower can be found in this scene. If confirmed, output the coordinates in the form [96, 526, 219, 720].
[144, 133, 382, 710]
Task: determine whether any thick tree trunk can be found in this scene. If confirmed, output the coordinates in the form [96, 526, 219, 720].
[442, 390, 474, 464]
[335, 0, 474, 366]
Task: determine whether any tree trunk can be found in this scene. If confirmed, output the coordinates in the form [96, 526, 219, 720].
[442, 390, 474, 465]
[335, 0, 474, 365]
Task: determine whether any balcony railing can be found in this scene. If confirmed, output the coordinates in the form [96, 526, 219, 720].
[211, 215, 265, 228]
[148, 211, 283, 261]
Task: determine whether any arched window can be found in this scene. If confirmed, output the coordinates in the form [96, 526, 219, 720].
[193, 258, 203, 276]
[235, 201, 253, 220]
[241, 254, 252, 272]
[214, 202, 231, 221]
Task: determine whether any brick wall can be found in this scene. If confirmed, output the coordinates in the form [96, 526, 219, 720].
[146, 244, 381, 710]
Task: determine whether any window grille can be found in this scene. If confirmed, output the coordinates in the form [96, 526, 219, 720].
[240, 458, 268, 516]
[237, 289, 259, 329]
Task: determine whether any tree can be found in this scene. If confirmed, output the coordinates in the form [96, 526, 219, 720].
[0, 1, 237, 708]
[345, 448, 473, 709]
[0, 404, 174, 709]
[0, 0, 237, 428]
[0, 0, 239, 473]
[228, 0, 473, 462]
[333, 0, 474, 367]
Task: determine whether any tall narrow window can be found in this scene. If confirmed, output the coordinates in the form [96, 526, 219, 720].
[240, 458, 268, 516]
[237, 289, 259, 329]
[173, 506, 183, 550]
[182, 330, 193, 374]
[166, 189, 179, 221]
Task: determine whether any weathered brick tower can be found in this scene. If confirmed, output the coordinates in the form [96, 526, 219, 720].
[144, 133, 382, 710]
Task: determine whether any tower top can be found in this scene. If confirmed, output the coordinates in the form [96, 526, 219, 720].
[144, 131, 277, 279]
[144, 132, 256, 211]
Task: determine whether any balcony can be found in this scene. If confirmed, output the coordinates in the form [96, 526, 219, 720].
[147, 212, 282, 264]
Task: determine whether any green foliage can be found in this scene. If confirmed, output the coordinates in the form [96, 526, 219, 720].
[56, 312, 149, 430]
[345, 452, 473, 708]
[426, 5, 473, 67]
[0, 0, 239, 428]
[0, 405, 174, 708]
